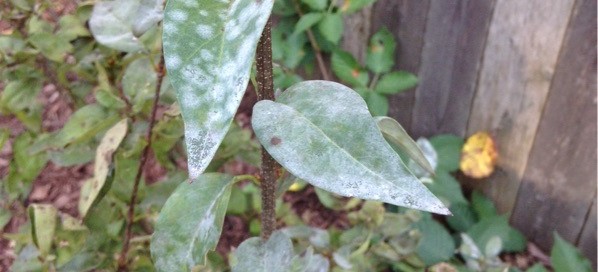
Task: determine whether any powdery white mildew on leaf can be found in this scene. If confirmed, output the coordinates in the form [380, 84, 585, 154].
[231, 231, 294, 272]
[89, 0, 163, 52]
[150, 173, 234, 271]
[252, 81, 450, 215]
[163, 0, 274, 181]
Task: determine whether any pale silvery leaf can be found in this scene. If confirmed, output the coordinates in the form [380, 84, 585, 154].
[407, 138, 438, 178]
[89, 0, 163, 52]
[231, 231, 294, 272]
[151, 173, 234, 271]
[252, 81, 450, 215]
[163, 0, 274, 181]
[375, 116, 435, 175]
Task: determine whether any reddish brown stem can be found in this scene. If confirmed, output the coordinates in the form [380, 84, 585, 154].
[255, 18, 278, 240]
[117, 54, 165, 271]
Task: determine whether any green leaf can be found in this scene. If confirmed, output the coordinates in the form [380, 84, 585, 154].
[317, 13, 343, 44]
[29, 32, 74, 62]
[54, 104, 109, 147]
[426, 170, 468, 206]
[526, 264, 548, 272]
[471, 191, 497, 219]
[415, 218, 455, 265]
[467, 215, 526, 252]
[340, 0, 377, 14]
[294, 13, 324, 35]
[57, 15, 90, 41]
[231, 231, 294, 272]
[365, 92, 389, 116]
[29, 204, 58, 256]
[5, 133, 48, 199]
[151, 173, 235, 271]
[376, 116, 434, 174]
[89, 0, 163, 52]
[163, 0, 274, 181]
[0, 79, 42, 113]
[48, 144, 95, 167]
[551, 233, 592, 272]
[446, 203, 476, 232]
[429, 134, 464, 172]
[122, 57, 157, 113]
[252, 80, 449, 214]
[331, 50, 369, 87]
[302, 0, 327, 10]
[366, 28, 396, 74]
[78, 119, 128, 218]
[374, 71, 418, 94]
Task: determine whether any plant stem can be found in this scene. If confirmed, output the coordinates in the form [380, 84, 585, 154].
[292, 0, 331, 81]
[117, 54, 165, 271]
[255, 18, 278, 240]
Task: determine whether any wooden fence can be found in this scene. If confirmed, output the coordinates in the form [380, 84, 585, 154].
[341, 0, 596, 267]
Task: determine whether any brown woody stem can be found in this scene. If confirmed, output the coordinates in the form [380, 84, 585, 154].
[255, 18, 278, 240]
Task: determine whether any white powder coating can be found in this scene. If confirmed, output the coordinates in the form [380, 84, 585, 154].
[163, 0, 275, 181]
[195, 24, 214, 39]
[150, 174, 233, 271]
[251, 81, 451, 215]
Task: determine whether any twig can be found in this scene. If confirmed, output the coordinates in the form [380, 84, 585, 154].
[292, 0, 331, 81]
[255, 18, 278, 240]
[117, 53, 165, 271]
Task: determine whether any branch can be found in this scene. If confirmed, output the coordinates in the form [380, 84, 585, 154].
[255, 18, 278, 240]
[292, 0, 331, 81]
[117, 53, 165, 271]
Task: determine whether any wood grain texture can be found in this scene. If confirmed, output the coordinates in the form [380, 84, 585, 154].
[341, 6, 372, 63]
[510, 0, 597, 262]
[577, 194, 597, 270]
[411, 0, 494, 138]
[370, 0, 429, 132]
[466, 0, 576, 214]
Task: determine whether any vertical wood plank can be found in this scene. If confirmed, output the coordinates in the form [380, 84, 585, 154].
[370, 0, 430, 132]
[466, 0, 576, 214]
[342, 7, 372, 63]
[510, 0, 597, 261]
[577, 194, 597, 270]
[411, 0, 494, 138]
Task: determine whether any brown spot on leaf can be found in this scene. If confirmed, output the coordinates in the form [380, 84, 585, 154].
[270, 136, 281, 146]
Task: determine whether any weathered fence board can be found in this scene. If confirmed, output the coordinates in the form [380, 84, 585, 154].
[411, 0, 494, 138]
[370, 0, 429, 132]
[510, 0, 597, 263]
[465, 0, 575, 214]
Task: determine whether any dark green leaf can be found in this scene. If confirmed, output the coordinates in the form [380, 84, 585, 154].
[415, 218, 455, 265]
[366, 28, 396, 74]
[374, 71, 418, 94]
[429, 134, 464, 172]
[426, 170, 468, 206]
[340, 0, 377, 14]
[302, 0, 327, 10]
[151, 173, 235, 271]
[446, 203, 477, 232]
[365, 91, 389, 116]
[317, 13, 343, 44]
[471, 190, 497, 219]
[467, 215, 526, 252]
[551, 233, 592, 272]
[331, 50, 369, 87]
[294, 13, 324, 34]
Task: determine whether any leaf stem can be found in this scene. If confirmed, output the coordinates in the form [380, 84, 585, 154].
[117, 53, 165, 271]
[255, 18, 278, 240]
[369, 73, 380, 90]
[292, 0, 331, 81]
[233, 174, 261, 185]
